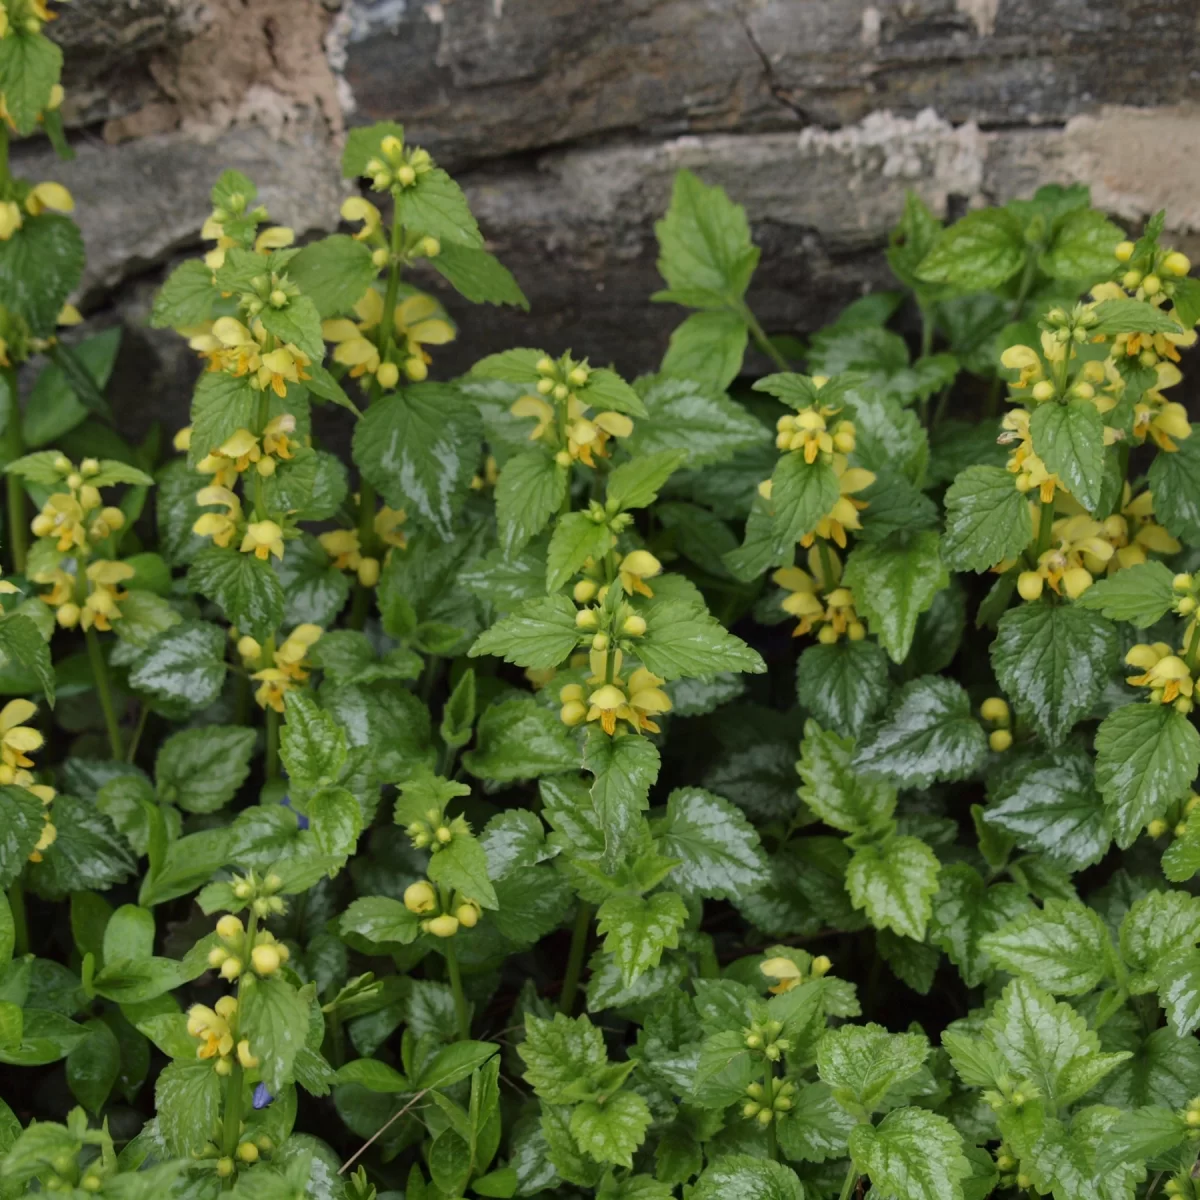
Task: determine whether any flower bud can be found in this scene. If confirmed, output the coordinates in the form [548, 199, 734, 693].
[1143, 274, 1162, 296]
[426, 914, 459, 938]
[208, 946, 229, 968]
[216, 1158, 234, 1178]
[1163, 251, 1192, 277]
[989, 729, 1013, 753]
[372, 248, 389, 268]
[574, 579, 598, 603]
[1114, 241, 1135, 263]
[980, 697, 1010, 725]
[217, 914, 244, 940]
[568, 366, 589, 387]
[220, 957, 243, 981]
[591, 632, 609, 651]
[236, 1142, 259, 1164]
[1017, 571, 1044, 602]
[621, 614, 646, 637]
[420, 236, 440, 257]
[560, 700, 587, 726]
[56, 603, 80, 629]
[404, 881, 437, 914]
[357, 556, 381, 587]
[396, 165, 417, 187]
[455, 902, 480, 928]
[811, 955, 832, 977]
[575, 608, 598, 630]
[405, 357, 428, 381]
[1122, 270, 1142, 289]
[256, 455, 277, 477]
[250, 944, 281, 975]
[1147, 818, 1169, 838]
[376, 361, 400, 389]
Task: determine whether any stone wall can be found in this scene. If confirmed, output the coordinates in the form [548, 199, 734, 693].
[17, 0, 1200, 436]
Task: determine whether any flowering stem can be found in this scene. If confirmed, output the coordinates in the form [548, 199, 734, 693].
[7, 881, 28, 957]
[837, 1162, 858, 1200]
[2, 367, 27, 575]
[817, 538, 837, 590]
[763, 1061, 778, 1161]
[443, 935, 469, 1040]
[737, 301, 790, 373]
[219, 1061, 244, 1188]
[265, 708, 280, 781]
[126, 704, 149, 764]
[1034, 497, 1055, 563]
[1186, 622, 1200, 677]
[558, 902, 592, 1015]
[85, 628, 123, 759]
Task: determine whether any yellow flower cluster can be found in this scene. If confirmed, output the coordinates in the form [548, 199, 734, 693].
[186, 995, 259, 1078]
[559, 652, 671, 735]
[511, 356, 633, 469]
[205, 912, 291, 984]
[29, 456, 126, 554]
[0, 180, 72, 242]
[772, 545, 864, 643]
[239, 624, 323, 712]
[0, 699, 56, 862]
[318, 505, 406, 589]
[402, 880, 481, 939]
[199, 189, 293, 271]
[759, 953, 831, 996]
[323, 287, 454, 388]
[1125, 642, 1196, 713]
[359, 132, 434, 194]
[980, 697, 1012, 753]
[189, 317, 311, 399]
[774, 406, 856, 464]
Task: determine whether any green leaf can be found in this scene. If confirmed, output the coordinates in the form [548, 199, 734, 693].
[1040, 208, 1124, 282]
[660, 311, 749, 391]
[151, 259, 220, 330]
[775, 1081, 859, 1163]
[188, 546, 284, 642]
[584, 727, 661, 867]
[416, 1039, 498, 1089]
[796, 639, 892, 738]
[1148, 424, 1200, 543]
[606, 450, 689, 513]
[334, 1059, 410, 1092]
[985, 979, 1130, 1106]
[546, 513, 614, 594]
[309, 786, 363, 857]
[1095, 702, 1200, 848]
[427, 835, 498, 910]
[518, 1012, 607, 1103]
[888, 190, 943, 288]
[0, 213, 84, 338]
[353, 384, 481, 540]
[1097, 1105, 1188, 1172]
[469, 595, 579, 669]
[339, 896, 420, 948]
[0, 614, 54, 706]
[341, 122, 404, 177]
[238, 974, 311, 1094]
[985, 744, 1112, 871]
[1120, 889, 1200, 988]
[280, 690, 347, 791]
[462, 696, 578, 782]
[1030, 400, 1106, 512]
[653, 169, 759, 307]
[850, 1107, 972, 1200]
[0, 29, 61, 134]
[65, 1018, 121, 1116]
[495, 450, 566, 557]
[1076, 560, 1178, 627]
[127, 620, 227, 710]
[637, 598, 764, 681]
[430, 243, 528, 309]
[991, 602, 1117, 747]
[596, 891, 688, 986]
[941, 465, 1033, 572]
[797, 720, 896, 836]
[854, 676, 988, 788]
[1090, 298, 1183, 336]
[846, 836, 941, 941]
[843, 531, 947, 663]
[768, 453, 839, 547]
[285, 235, 379, 318]
[396, 168, 484, 248]
[691, 1155, 805, 1200]
[654, 787, 765, 901]
[817, 1022, 928, 1112]
[34, 794, 137, 896]
[980, 898, 1113, 995]
[156, 726, 255, 813]
[24, 329, 120, 446]
[930, 863, 1033, 988]
[916, 208, 1026, 290]
[257, 294, 325, 361]
[187, 371, 258, 466]
[569, 1091, 652, 1168]
[155, 1060, 223, 1156]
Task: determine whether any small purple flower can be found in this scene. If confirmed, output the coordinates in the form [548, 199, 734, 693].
[280, 793, 309, 831]
[253, 1083, 273, 1109]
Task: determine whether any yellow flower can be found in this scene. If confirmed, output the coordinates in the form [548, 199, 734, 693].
[617, 550, 661, 597]
[323, 315, 380, 379]
[586, 683, 627, 736]
[24, 182, 73, 216]
[256, 345, 310, 398]
[209, 317, 262, 377]
[193, 485, 242, 549]
[774, 409, 855, 463]
[217, 428, 261, 471]
[1125, 642, 1194, 710]
[0, 700, 42, 773]
[375, 506, 408, 550]
[241, 520, 285, 561]
[760, 956, 802, 995]
[341, 197, 382, 242]
[275, 624, 323, 681]
[262, 414, 297, 460]
[799, 462, 875, 549]
[1000, 408, 1061, 504]
[255, 226, 295, 253]
[253, 669, 291, 713]
[186, 999, 238, 1062]
[1019, 513, 1112, 602]
[319, 529, 362, 572]
[0, 201, 21, 240]
[31, 493, 86, 551]
[394, 293, 455, 381]
[1134, 399, 1191, 452]
[626, 667, 671, 733]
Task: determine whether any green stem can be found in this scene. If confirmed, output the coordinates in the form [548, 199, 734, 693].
[763, 1061, 778, 1162]
[837, 1161, 858, 1200]
[737, 301, 790, 372]
[3, 366, 27, 575]
[443, 936, 470, 1040]
[1034, 496, 1055, 562]
[919, 303, 934, 359]
[558, 902, 593, 1015]
[266, 708, 280, 781]
[817, 538, 837, 589]
[348, 580, 371, 631]
[219, 1061, 244, 1187]
[379, 214, 405, 362]
[1010, 252, 1037, 322]
[7, 880, 28, 957]
[125, 705, 149, 764]
[85, 628, 123, 759]
[439, 740, 459, 780]
[1187, 619, 1200, 676]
